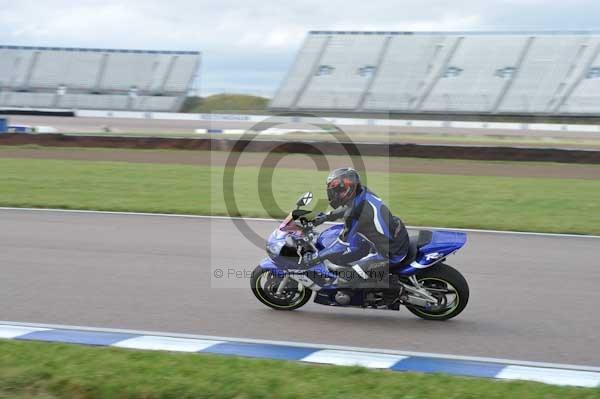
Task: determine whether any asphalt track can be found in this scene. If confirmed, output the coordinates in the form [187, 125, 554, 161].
[1, 208, 599, 366]
[7, 114, 600, 141]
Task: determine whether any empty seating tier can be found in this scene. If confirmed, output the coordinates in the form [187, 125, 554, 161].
[271, 31, 600, 116]
[0, 45, 200, 112]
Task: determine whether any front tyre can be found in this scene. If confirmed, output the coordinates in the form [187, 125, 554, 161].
[250, 266, 312, 310]
[406, 263, 469, 321]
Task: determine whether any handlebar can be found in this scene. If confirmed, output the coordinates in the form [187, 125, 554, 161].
[311, 208, 346, 226]
[295, 208, 346, 229]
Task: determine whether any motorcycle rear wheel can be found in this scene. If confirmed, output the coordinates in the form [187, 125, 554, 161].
[406, 263, 469, 321]
[250, 266, 312, 310]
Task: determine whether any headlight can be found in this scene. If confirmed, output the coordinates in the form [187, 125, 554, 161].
[285, 235, 295, 247]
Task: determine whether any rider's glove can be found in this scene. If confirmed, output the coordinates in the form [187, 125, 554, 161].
[313, 212, 328, 226]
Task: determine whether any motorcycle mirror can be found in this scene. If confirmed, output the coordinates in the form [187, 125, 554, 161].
[296, 192, 313, 208]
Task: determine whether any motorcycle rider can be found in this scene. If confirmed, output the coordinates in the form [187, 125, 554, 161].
[304, 168, 410, 285]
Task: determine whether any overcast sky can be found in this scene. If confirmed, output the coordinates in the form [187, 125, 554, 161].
[2, 0, 600, 96]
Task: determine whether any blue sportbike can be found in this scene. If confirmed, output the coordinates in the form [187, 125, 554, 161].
[251, 192, 470, 320]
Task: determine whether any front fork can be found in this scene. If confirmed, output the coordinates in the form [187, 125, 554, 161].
[276, 275, 291, 295]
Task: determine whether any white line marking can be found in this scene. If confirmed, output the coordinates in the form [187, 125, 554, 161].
[369, 202, 385, 235]
[301, 350, 406, 368]
[1, 207, 599, 239]
[496, 365, 600, 388]
[112, 336, 223, 352]
[2, 321, 600, 373]
[0, 324, 50, 339]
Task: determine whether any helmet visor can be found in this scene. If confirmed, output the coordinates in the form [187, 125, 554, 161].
[327, 181, 350, 209]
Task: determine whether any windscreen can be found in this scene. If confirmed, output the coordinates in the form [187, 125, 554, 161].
[279, 212, 302, 233]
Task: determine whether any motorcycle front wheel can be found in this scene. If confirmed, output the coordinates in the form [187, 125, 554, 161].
[406, 263, 469, 321]
[250, 266, 312, 310]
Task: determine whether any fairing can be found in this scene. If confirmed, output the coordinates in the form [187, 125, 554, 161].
[394, 230, 467, 275]
[316, 224, 372, 263]
[265, 221, 467, 286]
[416, 230, 467, 265]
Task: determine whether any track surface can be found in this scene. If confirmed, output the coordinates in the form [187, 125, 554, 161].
[7, 114, 600, 143]
[1, 209, 599, 366]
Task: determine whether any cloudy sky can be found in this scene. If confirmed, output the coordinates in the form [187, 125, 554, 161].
[2, 0, 599, 96]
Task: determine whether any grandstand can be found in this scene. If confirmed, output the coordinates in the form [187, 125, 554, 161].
[270, 31, 600, 116]
[0, 45, 200, 112]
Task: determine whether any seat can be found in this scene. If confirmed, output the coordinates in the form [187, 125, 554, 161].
[397, 230, 433, 267]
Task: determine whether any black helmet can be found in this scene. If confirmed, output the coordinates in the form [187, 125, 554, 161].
[326, 168, 361, 209]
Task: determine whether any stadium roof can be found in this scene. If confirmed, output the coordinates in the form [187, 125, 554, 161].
[308, 30, 600, 36]
[0, 44, 199, 55]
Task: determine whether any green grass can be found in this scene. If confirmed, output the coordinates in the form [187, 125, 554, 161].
[1, 157, 599, 234]
[1, 340, 598, 399]
[181, 94, 269, 114]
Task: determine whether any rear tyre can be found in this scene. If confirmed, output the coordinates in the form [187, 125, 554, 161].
[250, 266, 312, 310]
[406, 263, 469, 321]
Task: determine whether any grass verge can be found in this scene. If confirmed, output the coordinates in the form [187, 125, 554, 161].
[1, 340, 598, 399]
[0, 157, 599, 234]
[181, 94, 269, 114]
